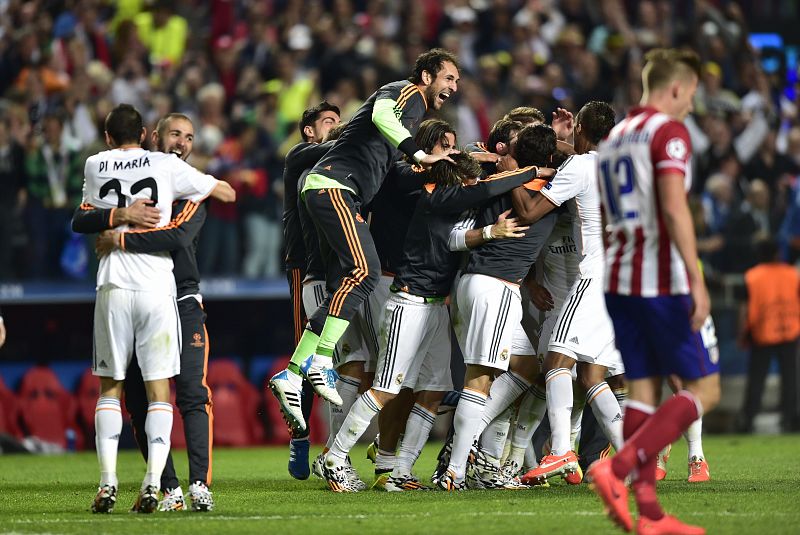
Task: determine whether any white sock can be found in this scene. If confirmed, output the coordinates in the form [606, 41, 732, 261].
[375, 448, 396, 472]
[326, 375, 360, 449]
[328, 390, 381, 462]
[570, 387, 585, 448]
[394, 403, 436, 477]
[507, 386, 547, 468]
[144, 401, 173, 490]
[95, 397, 122, 488]
[545, 368, 574, 455]
[479, 405, 513, 459]
[586, 382, 623, 450]
[447, 388, 488, 481]
[476, 371, 531, 437]
[685, 416, 704, 459]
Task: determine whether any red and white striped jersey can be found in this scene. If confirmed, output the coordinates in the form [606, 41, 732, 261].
[597, 106, 692, 297]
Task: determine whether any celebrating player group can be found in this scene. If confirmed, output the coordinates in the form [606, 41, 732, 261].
[78, 46, 720, 534]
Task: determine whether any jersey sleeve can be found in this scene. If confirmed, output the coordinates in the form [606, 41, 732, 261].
[539, 157, 583, 207]
[651, 120, 692, 178]
[426, 167, 537, 214]
[72, 204, 114, 234]
[372, 84, 423, 159]
[121, 201, 206, 253]
[172, 157, 220, 202]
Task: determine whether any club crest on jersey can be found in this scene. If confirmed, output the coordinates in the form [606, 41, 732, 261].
[500, 349, 509, 361]
[190, 333, 204, 348]
[666, 137, 687, 160]
[355, 213, 365, 223]
[395, 373, 405, 385]
[341, 343, 351, 355]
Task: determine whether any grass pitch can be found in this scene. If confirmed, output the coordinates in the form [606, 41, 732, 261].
[0, 434, 797, 534]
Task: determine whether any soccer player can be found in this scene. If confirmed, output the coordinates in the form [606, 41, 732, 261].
[441, 124, 559, 491]
[82, 104, 234, 514]
[589, 48, 719, 535]
[321, 153, 546, 492]
[269, 49, 459, 431]
[74, 112, 219, 512]
[497, 102, 625, 485]
[282, 102, 341, 479]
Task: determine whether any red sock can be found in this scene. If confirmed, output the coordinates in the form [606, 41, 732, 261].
[611, 401, 654, 480]
[613, 391, 700, 478]
[633, 456, 664, 520]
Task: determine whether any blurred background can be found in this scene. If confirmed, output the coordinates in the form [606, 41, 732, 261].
[0, 0, 798, 451]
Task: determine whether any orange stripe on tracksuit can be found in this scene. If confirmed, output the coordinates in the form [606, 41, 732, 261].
[328, 189, 369, 317]
[201, 323, 214, 485]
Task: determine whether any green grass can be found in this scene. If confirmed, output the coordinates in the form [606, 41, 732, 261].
[0, 435, 797, 534]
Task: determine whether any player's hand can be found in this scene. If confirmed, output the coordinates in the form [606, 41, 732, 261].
[95, 231, 121, 258]
[119, 199, 159, 228]
[551, 108, 574, 141]
[689, 280, 711, 332]
[497, 154, 519, 172]
[491, 209, 529, 239]
[536, 166, 557, 179]
[470, 151, 501, 164]
[527, 279, 554, 311]
[417, 152, 457, 168]
[0, 320, 6, 349]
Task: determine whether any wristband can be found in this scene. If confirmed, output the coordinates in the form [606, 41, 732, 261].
[482, 225, 494, 241]
[413, 150, 427, 163]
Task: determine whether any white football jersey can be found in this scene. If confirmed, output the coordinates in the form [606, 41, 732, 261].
[541, 211, 580, 303]
[540, 151, 605, 279]
[82, 148, 218, 294]
[597, 106, 692, 297]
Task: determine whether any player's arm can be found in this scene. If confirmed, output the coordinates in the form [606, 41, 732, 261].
[209, 180, 236, 202]
[72, 199, 161, 234]
[372, 91, 452, 168]
[511, 188, 557, 225]
[429, 166, 542, 214]
[656, 173, 709, 330]
[390, 162, 429, 195]
[449, 209, 528, 251]
[96, 201, 206, 256]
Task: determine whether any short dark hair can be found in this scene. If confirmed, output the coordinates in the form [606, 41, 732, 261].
[429, 152, 482, 188]
[105, 104, 143, 146]
[756, 238, 779, 264]
[575, 101, 616, 145]
[487, 119, 523, 152]
[513, 124, 557, 168]
[408, 48, 459, 85]
[299, 101, 341, 141]
[414, 119, 456, 154]
[503, 106, 546, 126]
[155, 112, 193, 140]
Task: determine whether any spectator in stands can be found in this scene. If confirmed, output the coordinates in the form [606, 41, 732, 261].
[133, 0, 188, 68]
[737, 238, 800, 433]
[24, 112, 84, 279]
[721, 179, 776, 273]
[0, 116, 27, 280]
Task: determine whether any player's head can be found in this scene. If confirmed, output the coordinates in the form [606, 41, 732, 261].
[487, 119, 523, 156]
[512, 124, 557, 168]
[153, 113, 194, 160]
[574, 101, 616, 152]
[429, 152, 482, 188]
[415, 119, 457, 156]
[409, 48, 460, 111]
[300, 101, 341, 143]
[105, 104, 145, 148]
[641, 48, 701, 120]
[503, 106, 546, 126]
[324, 121, 347, 142]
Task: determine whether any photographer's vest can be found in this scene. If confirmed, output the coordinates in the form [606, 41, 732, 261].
[745, 263, 800, 346]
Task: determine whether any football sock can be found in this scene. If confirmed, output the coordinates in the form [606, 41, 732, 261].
[394, 404, 436, 476]
[633, 456, 664, 521]
[95, 397, 122, 488]
[612, 393, 702, 480]
[375, 448, 396, 472]
[570, 388, 585, 448]
[316, 316, 350, 358]
[586, 381, 624, 451]
[685, 416, 704, 460]
[144, 401, 173, 490]
[288, 330, 321, 374]
[447, 388, 488, 481]
[545, 368, 574, 455]
[476, 371, 530, 437]
[326, 375, 361, 449]
[480, 408, 513, 460]
[507, 386, 547, 468]
[328, 390, 382, 463]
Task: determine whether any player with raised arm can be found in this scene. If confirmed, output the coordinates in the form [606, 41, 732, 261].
[74, 113, 219, 512]
[269, 49, 460, 432]
[588, 49, 719, 535]
[84, 104, 234, 514]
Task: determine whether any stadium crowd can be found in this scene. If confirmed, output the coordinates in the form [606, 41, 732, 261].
[0, 0, 797, 282]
